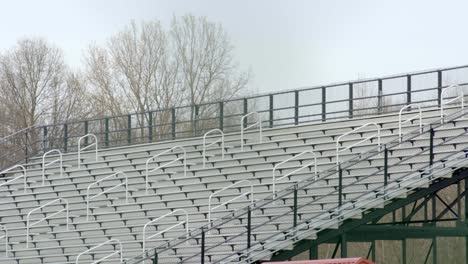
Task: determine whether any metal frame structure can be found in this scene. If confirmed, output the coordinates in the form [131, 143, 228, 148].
[86, 171, 128, 221]
[202, 129, 225, 168]
[441, 84, 464, 124]
[142, 209, 189, 254]
[124, 106, 468, 264]
[41, 149, 63, 185]
[2, 66, 468, 173]
[76, 239, 123, 264]
[241, 112, 262, 151]
[145, 146, 187, 194]
[26, 198, 69, 248]
[398, 104, 423, 143]
[335, 122, 380, 166]
[272, 150, 318, 197]
[77, 134, 98, 169]
[0, 165, 27, 193]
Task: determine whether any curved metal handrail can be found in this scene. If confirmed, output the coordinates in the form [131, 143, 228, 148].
[142, 209, 189, 254]
[78, 134, 98, 169]
[398, 104, 423, 143]
[0, 165, 27, 193]
[336, 122, 380, 166]
[145, 146, 187, 194]
[441, 84, 464, 124]
[76, 239, 123, 264]
[203, 129, 225, 168]
[241, 112, 262, 151]
[42, 149, 63, 185]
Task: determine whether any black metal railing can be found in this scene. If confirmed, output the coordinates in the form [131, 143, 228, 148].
[1, 65, 468, 172]
[124, 106, 468, 263]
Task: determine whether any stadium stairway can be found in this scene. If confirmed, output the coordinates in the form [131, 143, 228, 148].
[0, 105, 466, 263]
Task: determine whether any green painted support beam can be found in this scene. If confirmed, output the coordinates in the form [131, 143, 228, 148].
[342, 225, 468, 241]
[269, 169, 468, 261]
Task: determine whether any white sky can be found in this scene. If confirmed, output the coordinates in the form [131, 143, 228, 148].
[1, 0, 467, 94]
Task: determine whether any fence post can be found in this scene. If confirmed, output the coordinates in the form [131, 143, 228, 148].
[429, 127, 434, 167]
[437, 70, 442, 107]
[84, 121, 89, 146]
[42, 126, 48, 153]
[338, 165, 343, 207]
[243, 98, 248, 128]
[148, 111, 153, 143]
[247, 206, 251, 249]
[219, 102, 224, 131]
[407, 75, 412, 105]
[322, 86, 326, 121]
[201, 227, 205, 264]
[194, 105, 200, 136]
[24, 130, 29, 163]
[105, 118, 109, 147]
[63, 124, 68, 152]
[294, 90, 299, 125]
[378, 79, 383, 113]
[293, 186, 298, 228]
[172, 108, 176, 140]
[384, 145, 388, 189]
[349, 83, 353, 118]
[152, 248, 158, 264]
[269, 94, 274, 128]
[127, 114, 132, 144]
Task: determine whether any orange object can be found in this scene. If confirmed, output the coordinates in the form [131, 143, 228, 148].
[263, 257, 375, 264]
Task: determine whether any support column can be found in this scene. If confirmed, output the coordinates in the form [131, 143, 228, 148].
[402, 239, 407, 264]
[309, 242, 318, 260]
[341, 233, 347, 258]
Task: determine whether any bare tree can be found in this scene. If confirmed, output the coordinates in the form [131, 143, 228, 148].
[171, 14, 250, 126]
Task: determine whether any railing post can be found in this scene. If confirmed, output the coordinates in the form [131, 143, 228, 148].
[338, 165, 343, 207]
[148, 111, 153, 143]
[437, 70, 442, 107]
[104, 118, 109, 147]
[201, 227, 205, 264]
[243, 98, 248, 128]
[247, 206, 251, 249]
[294, 90, 299, 125]
[384, 145, 388, 187]
[429, 127, 434, 166]
[42, 126, 47, 153]
[219, 102, 224, 131]
[378, 79, 383, 113]
[349, 83, 353, 118]
[63, 124, 68, 152]
[84, 121, 89, 146]
[407, 75, 412, 105]
[322, 86, 326, 121]
[171, 107, 176, 140]
[152, 248, 158, 264]
[293, 186, 298, 228]
[24, 130, 29, 163]
[269, 94, 274, 128]
[127, 114, 131, 144]
[194, 105, 199, 136]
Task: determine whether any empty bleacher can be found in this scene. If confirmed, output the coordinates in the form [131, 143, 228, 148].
[0, 102, 466, 263]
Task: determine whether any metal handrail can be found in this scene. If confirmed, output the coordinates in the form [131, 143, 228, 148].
[26, 198, 69, 248]
[208, 180, 253, 229]
[241, 112, 262, 151]
[398, 104, 423, 143]
[42, 149, 63, 185]
[0, 125, 36, 142]
[441, 84, 464, 124]
[0, 225, 8, 257]
[0, 165, 27, 193]
[78, 134, 98, 169]
[272, 150, 317, 196]
[202, 129, 225, 168]
[336, 122, 381, 166]
[76, 239, 123, 264]
[145, 146, 187, 194]
[142, 209, 189, 254]
[86, 171, 128, 221]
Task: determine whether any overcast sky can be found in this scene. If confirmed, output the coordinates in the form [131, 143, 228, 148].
[1, 0, 467, 94]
